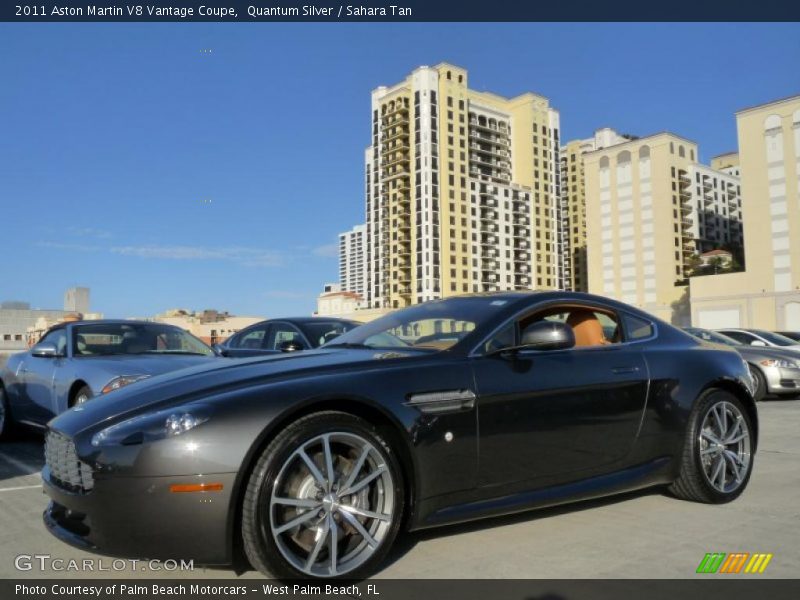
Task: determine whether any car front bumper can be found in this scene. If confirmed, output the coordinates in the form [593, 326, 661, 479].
[764, 366, 800, 394]
[42, 466, 237, 565]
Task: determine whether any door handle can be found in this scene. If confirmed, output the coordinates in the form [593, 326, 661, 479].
[611, 366, 639, 374]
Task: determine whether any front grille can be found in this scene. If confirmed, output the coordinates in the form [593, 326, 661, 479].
[44, 431, 94, 492]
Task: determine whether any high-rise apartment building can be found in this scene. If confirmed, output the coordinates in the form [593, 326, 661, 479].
[365, 63, 561, 309]
[691, 95, 800, 329]
[584, 133, 700, 323]
[559, 128, 629, 291]
[684, 163, 743, 254]
[338, 224, 366, 297]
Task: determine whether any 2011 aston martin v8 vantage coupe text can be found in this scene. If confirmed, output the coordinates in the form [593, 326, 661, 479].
[41, 292, 757, 579]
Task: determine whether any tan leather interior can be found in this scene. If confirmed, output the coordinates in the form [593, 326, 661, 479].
[566, 310, 607, 347]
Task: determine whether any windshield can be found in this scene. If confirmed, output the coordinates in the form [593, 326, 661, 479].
[299, 321, 361, 347]
[72, 323, 214, 357]
[325, 296, 515, 351]
[752, 330, 800, 347]
[685, 327, 741, 347]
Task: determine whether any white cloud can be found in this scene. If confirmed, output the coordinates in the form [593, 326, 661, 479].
[312, 243, 339, 258]
[37, 241, 101, 252]
[110, 245, 284, 267]
[68, 227, 113, 239]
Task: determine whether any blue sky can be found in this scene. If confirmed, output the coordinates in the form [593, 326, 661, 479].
[1, 23, 798, 318]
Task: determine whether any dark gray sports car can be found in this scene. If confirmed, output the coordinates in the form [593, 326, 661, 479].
[41, 292, 757, 579]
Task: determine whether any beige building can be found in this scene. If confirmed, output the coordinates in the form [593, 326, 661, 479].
[711, 151, 741, 177]
[315, 289, 388, 323]
[366, 63, 561, 309]
[691, 95, 800, 329]
[585, 132, 700, 323]
[152, 309, 263, 345]
[559, 128, 630, 291]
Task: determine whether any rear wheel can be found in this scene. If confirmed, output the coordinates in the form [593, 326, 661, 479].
[242, 411, 405, 579]
[748, 365, 767, 401]
[669, 390, 754, 503]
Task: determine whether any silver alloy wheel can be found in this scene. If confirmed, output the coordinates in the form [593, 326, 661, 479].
[699, 400, 751, 493]
[75, 392, 90, 405]
[269, 431, 395, 577]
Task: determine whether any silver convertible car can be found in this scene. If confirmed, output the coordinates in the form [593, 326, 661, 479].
[0, 320, 217, 438]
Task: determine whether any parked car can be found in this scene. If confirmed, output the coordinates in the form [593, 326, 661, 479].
[776, 331, 800, 342]
[685, 327, 800, 400]
[214, 317, 360, 358]
[716, 328, 800, 354]
[42, 292, 756, 579]
[0, 320, 216, 438]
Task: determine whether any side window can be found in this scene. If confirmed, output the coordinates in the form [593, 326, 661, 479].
[41, 329, 68, 355]
[268, 324, 306, 350]
[234, 325, 269, 349]
[723, 331, 751, 344]
[622, 314, 655, 341]
[521, 306, 621, 348]
[484, 323, 516, 353]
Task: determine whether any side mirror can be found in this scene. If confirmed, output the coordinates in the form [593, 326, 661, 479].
[519, 321, 576, 352]
[212, 344, 229, 357]
[279, 340, 305, 353]
[32, 342, 60, 358]
[750, 340, 767, 347]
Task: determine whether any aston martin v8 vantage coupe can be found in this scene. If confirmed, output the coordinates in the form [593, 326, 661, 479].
[42, 292, 757, 579]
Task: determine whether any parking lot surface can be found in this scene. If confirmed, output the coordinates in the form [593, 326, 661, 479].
[1, 400, 798, 579]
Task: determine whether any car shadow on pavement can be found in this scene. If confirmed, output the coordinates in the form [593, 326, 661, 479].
[380, 486, 666, 573]
[221, 486, 665, 577]
[0, 428, 45, 484]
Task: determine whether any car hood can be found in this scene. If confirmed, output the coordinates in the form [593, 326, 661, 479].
[76, 354, 217, 377]
[734, 345, 800, 363]
[49, 347, 426, 435]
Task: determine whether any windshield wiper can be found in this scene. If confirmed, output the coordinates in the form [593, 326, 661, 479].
[137, 350, 210, 356]
[324, 342, 373, 349]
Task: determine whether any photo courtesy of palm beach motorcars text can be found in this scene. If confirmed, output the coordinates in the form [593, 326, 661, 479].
[1, 1, 800, 600]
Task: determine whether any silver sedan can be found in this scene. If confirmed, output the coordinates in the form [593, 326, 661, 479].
[685, 327, 800, 400]
[0, 320, 218, 438]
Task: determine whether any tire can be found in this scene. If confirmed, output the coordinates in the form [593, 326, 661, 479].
[242, 411, 405, 579]
[669, 389, 755, 504]
[0, 384, 14, 441]
[71, 385, 92, 407]
[748, 365, 767, 401]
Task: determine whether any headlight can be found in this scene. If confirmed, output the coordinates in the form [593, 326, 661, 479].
[91, 405, 209, 447]
[760, 358, 800, 369]
[101, 374, 151, 395]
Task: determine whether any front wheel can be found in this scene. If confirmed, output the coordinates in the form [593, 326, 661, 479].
[72, 385, 92, 407]
[748, 365, 766, 401]
[242, 411, 405, 579]
[669, 390, 755, 503]
[0, 385, 13, 441]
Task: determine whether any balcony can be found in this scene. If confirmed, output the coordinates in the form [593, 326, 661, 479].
[381, 127, 409, 144]
[383, 166, 410, 181]
[382, 112, 409, 127]
[383, 103, 409, 118]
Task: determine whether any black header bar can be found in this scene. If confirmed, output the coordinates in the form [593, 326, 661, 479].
[3, 1, 799, 22]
